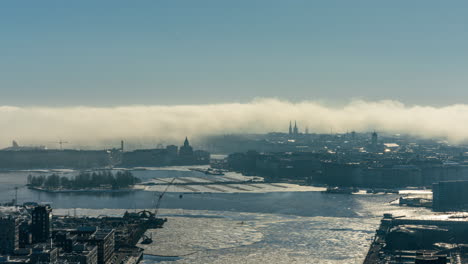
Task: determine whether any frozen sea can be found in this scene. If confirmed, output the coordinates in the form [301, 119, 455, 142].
[0, 166, 431, 263]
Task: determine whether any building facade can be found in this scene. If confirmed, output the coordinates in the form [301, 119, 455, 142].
[31, 205, 52, 243]
[433, 180, 468, 211]
[0, 216, 19, 255]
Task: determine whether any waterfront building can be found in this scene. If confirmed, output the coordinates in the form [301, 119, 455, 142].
[433, 180, 468, 211]
[121, 138, 209, 167]
[165, 145, 178, 156]
[0, 149, 113, 169]
[179, 137, 194, 157]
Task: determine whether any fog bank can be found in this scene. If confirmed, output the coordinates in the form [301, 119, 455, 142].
[0, 98, 466, 149]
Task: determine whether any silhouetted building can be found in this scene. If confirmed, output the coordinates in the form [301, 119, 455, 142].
[120, 148, 174, 167]
[0, 216, 19, 255]
[433, 180, 468, 211]
[18, 220, 32, 248]
[31, 205, 52, 243]
[0, 149, 113, 169]
[120, 138, 209, 166]
[372, 131, 378, 147]
[179, 137, 194, 157]
[165, 145, 178, 156]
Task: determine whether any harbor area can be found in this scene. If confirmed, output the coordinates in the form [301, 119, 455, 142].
[54, 208, 380, 264]
[364, 213, 468, 264]
[0, 205, 166, 264]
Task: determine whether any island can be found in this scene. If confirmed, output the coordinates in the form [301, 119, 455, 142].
[27, 170, 141, 192]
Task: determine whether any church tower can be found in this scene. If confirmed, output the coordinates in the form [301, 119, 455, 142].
[293, 121, 299, 135]
[179, 137, 194, 157]
[289, 121, 293, 135]
[371, 131, 378, 147]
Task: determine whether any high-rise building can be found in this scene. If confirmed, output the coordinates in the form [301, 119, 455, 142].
[87, 229, 115, 264]
[31, 205, 52, 243]
[371, 131, 378, 147]
[0, 216, 19, 255]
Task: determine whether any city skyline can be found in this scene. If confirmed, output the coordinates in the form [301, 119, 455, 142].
[0, 98, 467, 149]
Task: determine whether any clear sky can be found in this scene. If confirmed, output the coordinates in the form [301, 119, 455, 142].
[1, 0, 468, 106]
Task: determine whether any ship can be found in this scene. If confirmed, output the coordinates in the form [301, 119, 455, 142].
[189, 168, 225, 176]
[323, 187, 358, 194]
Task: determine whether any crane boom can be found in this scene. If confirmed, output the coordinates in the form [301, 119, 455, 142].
[154, 178, 176, 217]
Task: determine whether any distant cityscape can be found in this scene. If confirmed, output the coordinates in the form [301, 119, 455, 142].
[0, 138, 209, 169]
[3, 125, 468, 263]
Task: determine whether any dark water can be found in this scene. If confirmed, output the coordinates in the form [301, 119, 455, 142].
[142, 255, 181, 263]
[0, 167, 425, 264]
[0, 167, 396, 218]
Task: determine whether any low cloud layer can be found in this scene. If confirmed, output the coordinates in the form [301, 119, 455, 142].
[0, 98, 467, 149]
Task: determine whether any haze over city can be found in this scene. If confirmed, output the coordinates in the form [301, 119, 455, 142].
[2, 99, 468, 149]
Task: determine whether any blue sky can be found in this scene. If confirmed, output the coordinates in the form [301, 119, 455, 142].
[1, 0, 468, 106]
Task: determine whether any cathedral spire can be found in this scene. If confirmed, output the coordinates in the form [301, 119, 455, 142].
[293, 121, 299, 135]
[289, 121, 293, 135]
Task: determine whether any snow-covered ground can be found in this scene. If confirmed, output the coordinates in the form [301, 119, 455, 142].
[135, 183, 325, 193]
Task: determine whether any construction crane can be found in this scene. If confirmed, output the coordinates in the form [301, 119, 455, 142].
[50, 140, 69, 150]
[154, 178, 176, 217]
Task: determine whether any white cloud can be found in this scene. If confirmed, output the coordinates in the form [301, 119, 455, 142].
[0, 98, 466, 149]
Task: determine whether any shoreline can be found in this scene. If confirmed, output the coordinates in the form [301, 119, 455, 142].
[27, 186, 137, 193]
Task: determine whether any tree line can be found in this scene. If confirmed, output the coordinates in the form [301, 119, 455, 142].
[27, 170, 141, 189]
